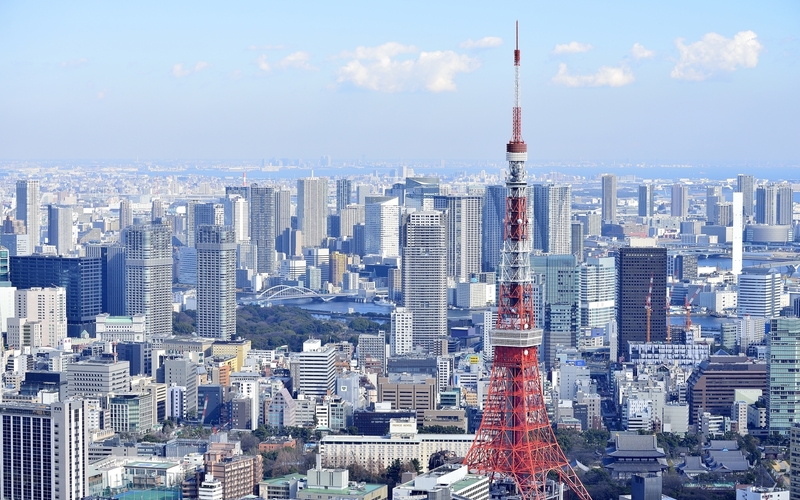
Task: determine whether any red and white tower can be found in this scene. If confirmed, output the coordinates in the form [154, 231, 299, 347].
[463, 23, 591, 500]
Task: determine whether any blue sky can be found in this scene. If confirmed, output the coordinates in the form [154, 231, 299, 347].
[0, 1, 798, 162]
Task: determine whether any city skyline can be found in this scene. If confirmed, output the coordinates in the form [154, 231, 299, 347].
[1, 2, 798, 163]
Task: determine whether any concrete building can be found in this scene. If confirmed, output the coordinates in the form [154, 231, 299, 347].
[482, 185, 508, 273]
[638, 184, 655, 218]
[336, 179, 352, 212]
[48, 204, 73, 255]
[671, 184, 689, 218]
[434, 195, 482, 281]
[393, 464, 489, 500]
[580, 257, 616, 329]
[601, 174, 617, 223]
[687, 355, 767, 424]
[196, 225, 237, 340]
[109, 391, 154, 434]
[319, 419, 474, 473]
[162, 358, 198, 416]
[0, 399, 89, 500]
[790, 426, 800, 500]
[297, 176, 328, 248]
[390, 307, 414, 356]
[16, 179, 40, 246]
[738, 267, 782, 318]
[378, 375, 437, 425]
[250, 185, 277, 273]
[365, 196, 400, 258]
[67, 359, 131, 397]
[125, 223, 173, 337]
[530, 184, 571, 255]
[737, 174, 755, 218]
[205, 451, 262, 500]
[531, 254, 580, 368]
[768, 318, 800, 434]
[291, 339, 336, 398]
[95, 314, 146, 343]
[402, 212, 447, 355]
[756, 182, 793, 226]
[358, 331, 386, 375]
[7, 286, 67, 348]
[736, 487, 788, 500]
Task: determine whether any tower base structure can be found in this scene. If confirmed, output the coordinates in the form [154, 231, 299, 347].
[464, 346, 591, 500]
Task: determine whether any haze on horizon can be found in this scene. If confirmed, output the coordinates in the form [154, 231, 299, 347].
[0, 1, 798, 163]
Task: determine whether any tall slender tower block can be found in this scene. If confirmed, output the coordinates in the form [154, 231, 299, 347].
[463, 23, 591, 500]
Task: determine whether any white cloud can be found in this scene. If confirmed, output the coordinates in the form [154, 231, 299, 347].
[630, 43, 655, 60]
[552, 63, 635, 87]
[552, 42, 593, 54]
[460, 37, 503, 49]
[335, 42, 480, 92]
[97, 89, 107, 100]
[172, 61, 209, 78]
[279, 51, 317, 71]
[256, 54, 270, 72]
[671, 30, 763, 81]
[61, 58, 87, 68]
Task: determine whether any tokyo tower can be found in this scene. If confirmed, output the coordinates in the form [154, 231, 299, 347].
[463, 23, 592, 500]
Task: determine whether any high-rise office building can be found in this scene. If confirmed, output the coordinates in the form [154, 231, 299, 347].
[16, 179, 40, 245]
[274, 188, 292, 238]
[767, 317, 800, 434]
[226, 185, 250, 200]
[706, 186, 722, 222]
[365, 196, 400, 257]
[185, 200, 199, 247]
[297, 176, 328, 247]
[151, 199, 165, 221]
[9, 255, 102, 337]
[125, 223, 173, 337]
[161, 357, 198, 416]
[670, 184, 688, 218]
[738, 267, 782, 318]
[580, 257, 616, 329]
[756, 183, 794, 226]
[48, 205, 73, 255]
[7, 287, 67, 349]
[638, 184, 654, 217]
[390, 307, 414, 356]
[616, 247, 667, 359]
[737, 174, 755, 218]
[402, 211, 447, 355]
[530, 184, 571, 255]
[225, 196, 249, 243]
[194, 202, 224, 232]
[119, 198, 133, 231]
[531, 254, 580, 368]
[358, 331, 387, 376]
[86, 244, 126, 316]
[196, 225, 236, 340]
[336, 179, 352, 212]
[601, 174, 617, 223]
[0, 399, 90, 500]
[250, 185, 276, 273]
[339, 204, 365, 239]
[434, 195, 482, 281]
[571, 221, 584, 262]
[290, 339, 336, 398]
[482, 185, 508, 273]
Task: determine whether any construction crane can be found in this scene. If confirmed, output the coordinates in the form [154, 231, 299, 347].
[645, 273, 654, 343]
[685, 287, 703, 336]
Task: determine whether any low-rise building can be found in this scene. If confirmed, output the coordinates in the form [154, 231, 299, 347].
[393, 463, 489, 500]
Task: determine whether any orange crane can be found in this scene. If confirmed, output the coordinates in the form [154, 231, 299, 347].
[685, 287, 702, 336]
[666, 281, 676, 344]
[645, 273, 654, 343]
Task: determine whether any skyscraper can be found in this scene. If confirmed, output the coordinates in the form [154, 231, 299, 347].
[194, 202, 224, 233]
[119, 198, 133, 231]
[756, 183, 793, 226]
[16, 179, 40, 245]
[706, 186, 722, 222]
[767, 317, 800, 435]
[125, 223, 173, 337]
[638, 184, 654, 217]
[482, 185, 508, 273]
[151, 199, 165, 221]
[671, 184, 688, 218]
[336, 179, 352, 212]
[0, 399, 90, 500]
[434, 195, 482, 281]
[48, 205, 73, 255]
[365, 196, 400, 257]
[7, 287, 67, 348]
[274, 188, 292, 238]
[531, 254, 580, 368]
[250, 185, 276, 273]
[297, 176, 328, 247]
[86, 244, 126, 315]
[737, 174, 755, 218]
[402, 211, 447, 355]
[737, 267, 782, 318]
[601, 174, 617, 223]
[617, 246, 667, 359]
[196, 225, 237, 340]
[580, 257, 616, 329]
[530, 184, 571, 255]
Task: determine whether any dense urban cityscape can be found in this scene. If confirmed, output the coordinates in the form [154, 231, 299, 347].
[2, 2, 799, 500]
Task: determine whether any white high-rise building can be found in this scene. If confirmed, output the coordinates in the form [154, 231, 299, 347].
[167, 384, 187, 420]
[119, 198, 133, 232]
[391, 307, 414, 356]
[531, 184, 571, 255]
[48, 205, 74, 255]
[16, 179, 40, 245]
[732, 192, 743, 275]
[339, 205, 365, 238]
[291, 339, 336, 398]
[7, 286, 67, 348]
[671, 184, 689, 218]
[297, 176, 328, 247]
[601, 174, 617, 224]
[230, 196, 250, 243]
[250, 185, 276, 273]
[0, 399, 90, 500]
[125, 223, 173, 337]
[738, 268, 782, 318]
[402, 211, 447, 355]
[435, 195, 482, 281]
[365, 196, 400, 257]
[196, 225, 237, 340]
[580, 257, 616, 328]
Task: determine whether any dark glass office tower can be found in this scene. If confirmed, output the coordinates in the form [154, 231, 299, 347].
[616, 246, 667, 360]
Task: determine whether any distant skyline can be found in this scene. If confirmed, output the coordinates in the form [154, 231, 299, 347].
[1, 1, 798, 162]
